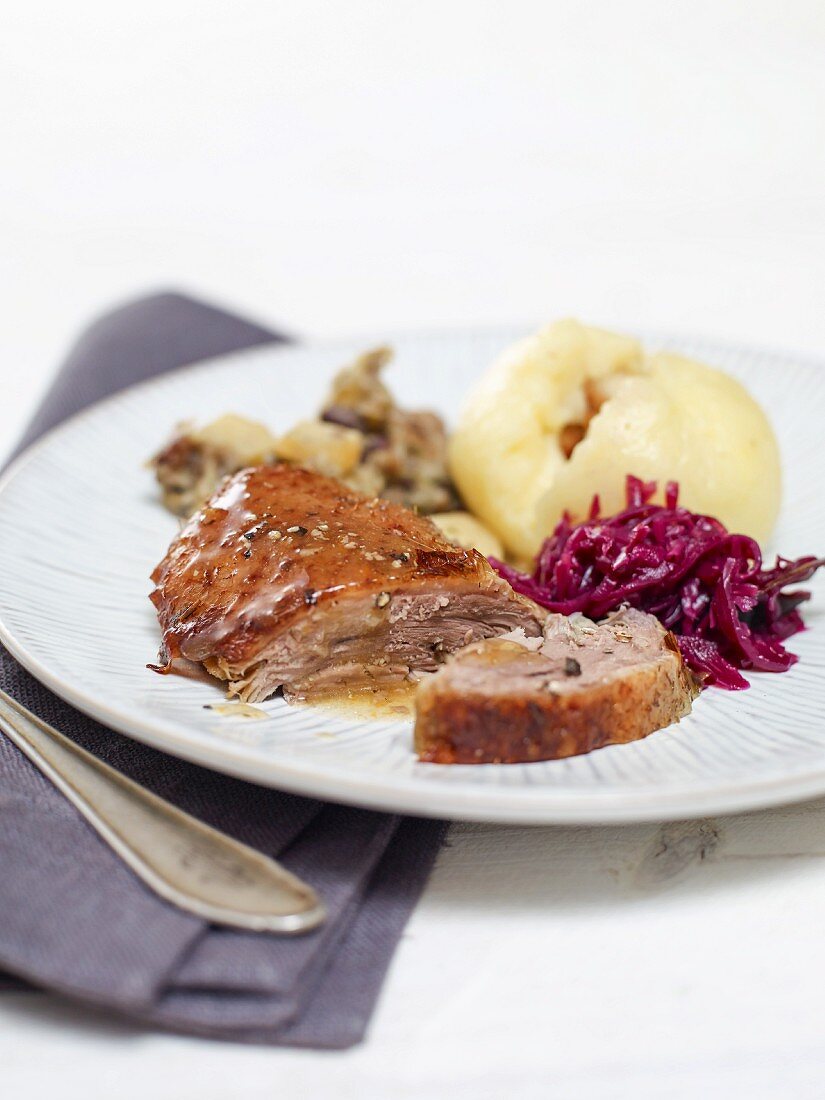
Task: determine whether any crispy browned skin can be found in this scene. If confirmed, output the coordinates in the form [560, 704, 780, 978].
[150, 464, 542, 700]
[414, 611, 698, 764]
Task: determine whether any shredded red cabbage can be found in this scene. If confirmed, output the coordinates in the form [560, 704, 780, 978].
[491, 477, 824, 690]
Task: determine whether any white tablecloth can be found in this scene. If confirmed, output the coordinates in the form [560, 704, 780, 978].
[3, 2, 825, 1096]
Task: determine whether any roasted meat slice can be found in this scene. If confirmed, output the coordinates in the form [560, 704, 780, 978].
[150, 465, 543, 701]
[414, 609, 698, 763]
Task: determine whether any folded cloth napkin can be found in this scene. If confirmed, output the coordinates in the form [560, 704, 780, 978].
[0, 292, 447, 1046]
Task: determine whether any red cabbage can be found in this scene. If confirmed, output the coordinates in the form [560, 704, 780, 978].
[491, 476, 824, 690]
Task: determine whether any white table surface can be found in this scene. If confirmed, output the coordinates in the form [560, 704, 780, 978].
[3, 2, 825, 1096]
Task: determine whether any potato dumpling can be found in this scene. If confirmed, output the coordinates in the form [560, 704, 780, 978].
[449, 319, 781, 561]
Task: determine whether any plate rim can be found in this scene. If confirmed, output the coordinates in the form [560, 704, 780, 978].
[3, 329, 825, 825]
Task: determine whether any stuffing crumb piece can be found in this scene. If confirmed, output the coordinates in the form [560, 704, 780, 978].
[150, 347, 461, 518]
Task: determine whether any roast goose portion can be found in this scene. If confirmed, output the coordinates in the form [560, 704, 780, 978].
[149, 464, 543, 702]
[414, 609, 698, 764]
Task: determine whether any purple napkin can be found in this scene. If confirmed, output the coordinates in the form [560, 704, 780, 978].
[0, 292, 446, 1045]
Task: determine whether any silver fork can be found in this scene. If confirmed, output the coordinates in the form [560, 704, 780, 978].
[0, 687, 326, 934]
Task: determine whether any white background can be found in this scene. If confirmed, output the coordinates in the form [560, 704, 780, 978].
[4, 0, 825, 452]
[3, 2, 825, 1097]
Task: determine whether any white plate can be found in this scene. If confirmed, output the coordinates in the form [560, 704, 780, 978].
[1, 329, 824, 824]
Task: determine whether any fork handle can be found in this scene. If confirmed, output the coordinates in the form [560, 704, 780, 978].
[0, 687, 325, 934]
